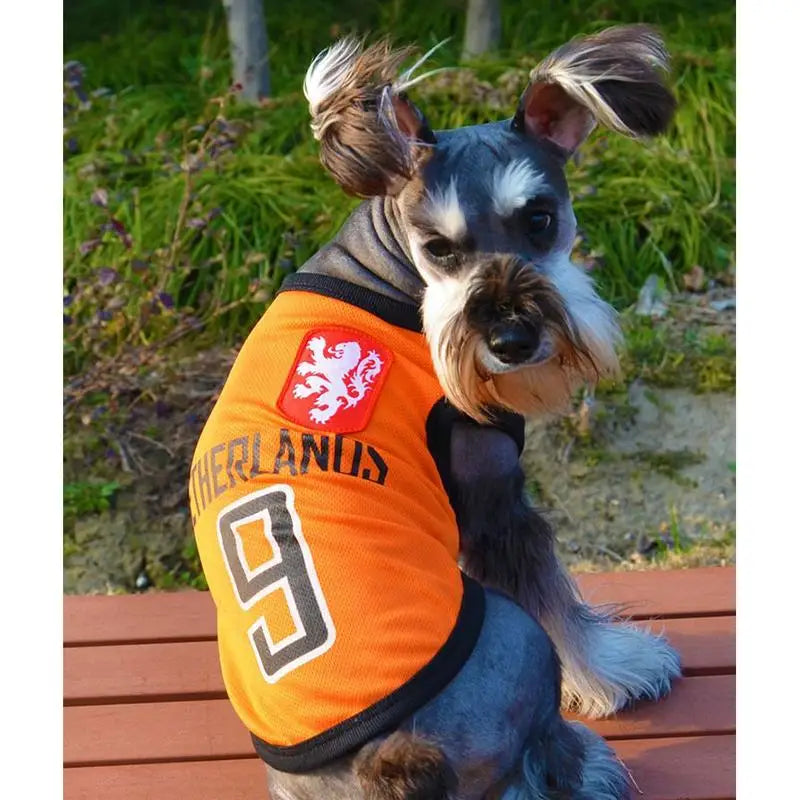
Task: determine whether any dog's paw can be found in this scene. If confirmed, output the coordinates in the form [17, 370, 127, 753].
[560, 622, 681, 718]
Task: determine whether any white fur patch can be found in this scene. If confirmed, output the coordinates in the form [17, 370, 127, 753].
[559, 620, 682, 717]
[417, 258, 471, 345]
[543, 253, 621, 374]
[425, 179, 468, 241]
[303, 38, 360, 113]
[491, 159, 545, 217]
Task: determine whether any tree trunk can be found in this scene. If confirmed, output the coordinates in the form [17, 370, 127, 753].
[462, 0, 502, 60]
[222, 0, 271, 102]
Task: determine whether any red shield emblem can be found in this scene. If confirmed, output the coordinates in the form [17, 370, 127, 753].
[278, 328, 393, 433]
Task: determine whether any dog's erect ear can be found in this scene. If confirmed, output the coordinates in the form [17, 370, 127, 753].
[512, 25, 676, 154]
[303, 38, 438, 198]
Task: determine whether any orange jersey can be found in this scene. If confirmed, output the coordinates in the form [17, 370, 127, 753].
[190, 275, 485, 771]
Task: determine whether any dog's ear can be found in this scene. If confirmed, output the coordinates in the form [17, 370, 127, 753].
[512, 25, 676, 154]
[304, 38, 436, 198]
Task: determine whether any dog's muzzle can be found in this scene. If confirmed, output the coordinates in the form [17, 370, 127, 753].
[465, 255, 567, 372]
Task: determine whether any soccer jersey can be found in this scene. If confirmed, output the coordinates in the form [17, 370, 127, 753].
[189, 274, 494, 772]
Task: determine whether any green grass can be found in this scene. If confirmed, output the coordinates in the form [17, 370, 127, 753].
[64, 480, 120, 519]
[64, 0, 735, 377]
[619, 311, 736, 391]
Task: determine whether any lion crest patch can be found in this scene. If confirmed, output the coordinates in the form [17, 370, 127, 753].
[279, 329, 392, 432]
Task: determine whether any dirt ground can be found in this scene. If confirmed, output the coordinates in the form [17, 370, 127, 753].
[63, 293, 735, 594]
[523, 382, 734, 572]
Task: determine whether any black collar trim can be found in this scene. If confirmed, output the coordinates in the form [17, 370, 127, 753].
[277, 273, 423, 333]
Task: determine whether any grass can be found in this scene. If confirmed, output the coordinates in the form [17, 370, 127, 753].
[619, 310, 736, 391]
[64, 0, 735, 377]
[64, 480, 120, 521]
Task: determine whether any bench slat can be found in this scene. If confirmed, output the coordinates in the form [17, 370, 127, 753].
[63, 615, 734, 705]
[64, 675, 734, 767]
[63, 735, 735, 800]
[64, 758, 267, 800]
[617, 734, 735, 800]
[63, 567, 735, 646]
[576, 566, 734, 619]
[566, 674, 735, 739]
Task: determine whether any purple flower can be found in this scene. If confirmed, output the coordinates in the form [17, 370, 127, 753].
[157, 292, 175, 309]
[63, 294, 74, 307]
[91, 188, 109, 208]
[96, 310, 112, 322]
[79, 238, 101, 256]
[63, 314, 73, 325]
[108, 218, 132, 249]
[96, 267, 118, 286]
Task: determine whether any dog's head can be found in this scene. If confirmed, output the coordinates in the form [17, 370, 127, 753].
[304, 27, 676, 422]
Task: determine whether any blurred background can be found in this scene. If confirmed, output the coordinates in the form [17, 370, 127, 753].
[63, 0, 735, 594]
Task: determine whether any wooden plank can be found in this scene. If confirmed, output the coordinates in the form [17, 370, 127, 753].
[566, 674, 734, 739]
[64, 568, 735, 646]
[63, 735, 734, 800]
[614, 735, 735, 800]
[64, 758, 267, 800]
[64, 640, 225, 705]
[576, 567, 735, 619]
[64, 616, 733, 705]
[64, 674, 733, 767]
[64, 590, 216, 646]
[658, 615, 735, 676]
[64, 699, 251, 766]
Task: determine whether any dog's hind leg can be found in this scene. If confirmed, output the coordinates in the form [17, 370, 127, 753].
[405, 589, 578, 799]
[451, 423, 680, 718]
[497, 718, 629, 800]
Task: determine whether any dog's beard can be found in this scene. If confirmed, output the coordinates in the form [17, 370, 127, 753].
[421, 258, 620, 423]
[427, 321, 597, 423]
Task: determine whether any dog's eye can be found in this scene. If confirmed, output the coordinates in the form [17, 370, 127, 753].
[424, 238, 460, 269]
[528, 212, 552, 234]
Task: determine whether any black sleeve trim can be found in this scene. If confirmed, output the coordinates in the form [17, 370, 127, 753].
[250, 573, 485, 773]
[278, 273, 423, 333]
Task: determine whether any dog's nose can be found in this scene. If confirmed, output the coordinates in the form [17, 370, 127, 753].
[488, 323, 540, 364]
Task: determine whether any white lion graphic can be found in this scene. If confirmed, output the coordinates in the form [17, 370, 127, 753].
[291, 336, 384, 424]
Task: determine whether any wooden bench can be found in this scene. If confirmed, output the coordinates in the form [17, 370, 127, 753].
[64, 566, 735, 799]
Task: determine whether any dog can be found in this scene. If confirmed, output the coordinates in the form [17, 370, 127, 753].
[189, 24, 681, 800]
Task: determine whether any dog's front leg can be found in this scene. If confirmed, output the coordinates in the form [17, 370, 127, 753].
[450, 422, 680, 718]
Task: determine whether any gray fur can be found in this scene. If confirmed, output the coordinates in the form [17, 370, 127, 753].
[301, 198, 424, 304]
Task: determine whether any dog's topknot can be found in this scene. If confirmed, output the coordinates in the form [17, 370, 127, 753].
[303, 37, 437, 197]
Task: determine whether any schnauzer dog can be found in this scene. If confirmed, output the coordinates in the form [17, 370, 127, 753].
[189, 24, 681, 800]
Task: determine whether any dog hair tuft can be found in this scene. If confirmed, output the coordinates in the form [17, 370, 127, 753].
[518, 24, 676, 150]
[354, 731, 457, 800]
[303, 38, 439, 197]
